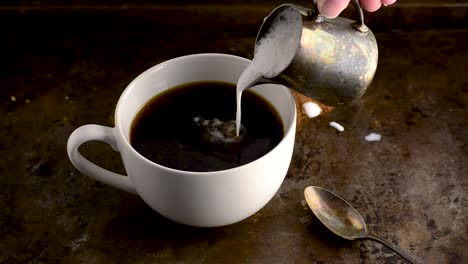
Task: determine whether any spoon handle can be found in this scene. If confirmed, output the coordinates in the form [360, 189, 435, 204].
[365, 234, 424, 264]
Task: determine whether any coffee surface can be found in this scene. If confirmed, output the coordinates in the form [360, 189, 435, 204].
[130, 81, 283, 172]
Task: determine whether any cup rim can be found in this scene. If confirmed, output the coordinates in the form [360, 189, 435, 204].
[115, 53, 296, 175]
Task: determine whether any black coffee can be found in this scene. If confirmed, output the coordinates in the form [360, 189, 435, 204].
[130, 81, 283, 172]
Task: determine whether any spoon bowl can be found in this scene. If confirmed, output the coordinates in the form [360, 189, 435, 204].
[304, 186, 367, 240]
[304, 186, 424, 264]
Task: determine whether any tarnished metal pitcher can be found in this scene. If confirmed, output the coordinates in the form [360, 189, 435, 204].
[253, 0, 378, 106]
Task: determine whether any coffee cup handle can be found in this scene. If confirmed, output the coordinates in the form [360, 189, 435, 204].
[67, 124, 137, 194]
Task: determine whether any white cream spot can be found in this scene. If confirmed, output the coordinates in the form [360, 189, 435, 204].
[302, 102, 322, 118]
[365, 132, 382, 142]
[329, 121, 344, 132]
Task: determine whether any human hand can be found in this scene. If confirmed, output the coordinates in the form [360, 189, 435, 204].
[316, 0, 397, 18]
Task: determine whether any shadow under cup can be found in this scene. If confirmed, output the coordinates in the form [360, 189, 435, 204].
[68, 53, 297, 227]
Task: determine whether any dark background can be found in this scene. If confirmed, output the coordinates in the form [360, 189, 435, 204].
[1, 1, 467, 264]
[2, 0, 467, 4]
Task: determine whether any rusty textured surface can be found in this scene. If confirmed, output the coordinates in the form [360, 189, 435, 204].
[1, 4, 467, 264]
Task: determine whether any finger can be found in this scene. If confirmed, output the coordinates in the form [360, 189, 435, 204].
[381, 0, 397, 6]
[359, 0, 382, 12]
[317, 0, 351, 19]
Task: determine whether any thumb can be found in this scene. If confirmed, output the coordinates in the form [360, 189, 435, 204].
[316, 0, 351, 18]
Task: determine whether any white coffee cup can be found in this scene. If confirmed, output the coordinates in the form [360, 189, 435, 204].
[67, 53, 296, 227]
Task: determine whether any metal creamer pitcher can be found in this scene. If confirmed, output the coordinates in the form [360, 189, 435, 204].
[252, 0, 378, 106]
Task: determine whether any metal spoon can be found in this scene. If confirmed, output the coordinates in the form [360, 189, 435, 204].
[304, 186, 424, 264]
